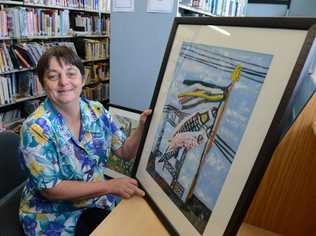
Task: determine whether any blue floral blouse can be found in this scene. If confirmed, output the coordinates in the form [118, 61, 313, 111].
[19, 98, 126, 236]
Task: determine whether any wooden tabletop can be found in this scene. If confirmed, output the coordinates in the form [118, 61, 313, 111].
[91, 196, 281, 236]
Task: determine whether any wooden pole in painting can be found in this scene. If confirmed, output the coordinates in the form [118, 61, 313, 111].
[186, 64, 242, 201]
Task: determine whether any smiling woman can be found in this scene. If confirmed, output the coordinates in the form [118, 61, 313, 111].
[18, 46, 152, 236]
[36, 47, 86, 139]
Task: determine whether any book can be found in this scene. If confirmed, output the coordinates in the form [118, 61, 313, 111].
[13, 44, 36, 66]
[0, 77, 5, 104]
[14, 49, 31, 68]
[17, 72, 32, 97]
[8, 46, 22, 70]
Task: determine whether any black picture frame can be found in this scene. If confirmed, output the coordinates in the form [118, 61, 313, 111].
[134, 17, 316, 236]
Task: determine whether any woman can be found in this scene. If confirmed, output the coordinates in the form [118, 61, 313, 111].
[19, 46, 151, 236]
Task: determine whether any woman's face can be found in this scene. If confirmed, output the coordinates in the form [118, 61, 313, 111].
[43, 57, 84, 108]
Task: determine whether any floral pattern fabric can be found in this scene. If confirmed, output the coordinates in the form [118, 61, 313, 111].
[19, 98, 126, 236]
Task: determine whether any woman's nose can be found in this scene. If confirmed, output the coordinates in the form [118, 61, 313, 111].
[58, 73, 69, 85]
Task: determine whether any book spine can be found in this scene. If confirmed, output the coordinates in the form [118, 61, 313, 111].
[14, 49, 31, 68]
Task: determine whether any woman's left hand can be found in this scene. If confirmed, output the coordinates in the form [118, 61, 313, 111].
[139, 109, 152, 127]
[115, 109, 152, 160]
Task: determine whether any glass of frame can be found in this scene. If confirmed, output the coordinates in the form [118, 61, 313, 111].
[104, 104, 141, 178]
[135, 17, 316, 236]
[279, 39, 316, 137]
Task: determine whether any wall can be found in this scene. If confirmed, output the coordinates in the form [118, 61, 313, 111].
[288, 0, 316, 16]
[246, 3, 288, 16]
[246, 0, 316, 17]
[110, 1, 177, 110]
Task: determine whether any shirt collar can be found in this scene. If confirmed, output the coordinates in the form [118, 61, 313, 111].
[43, 98, 73, 143]
[43, 98, 67, 128]
[43, 98, 99, 143]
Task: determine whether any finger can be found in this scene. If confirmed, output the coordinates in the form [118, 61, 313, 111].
[119, 185, 134, 198]
[121, 191, 131, 199]
[125, 186, 139, 199]
[119, 177, 137, 185]
[141, 109, 151, 116]
[140, 114, 147, 122]
[127, 184, 145, 197]
[140, 109, 152, 122]
[134, 187, 145, 197]
[124, 187, 134, 196]
[126, 178, 138, 186]
[144, 109, 152, 116]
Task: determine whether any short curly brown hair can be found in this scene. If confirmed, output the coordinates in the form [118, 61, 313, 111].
[37, 46, 84, 86]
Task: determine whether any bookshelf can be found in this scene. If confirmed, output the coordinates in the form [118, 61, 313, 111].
[0, 66, 35, 75]
[0, 94, 46, 109]
[178, 0, 247, 16]
[178, 3, 215, 16]
[0, 0, 110, 13]
[0, 0, 111, 132]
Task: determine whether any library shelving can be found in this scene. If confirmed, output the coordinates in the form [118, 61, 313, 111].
[0, 94, 46, 109]
[82, 57, 109, 63]
[0, 0, 110, 13]
[178, 3, 215, 16]
[178, 0, 247, 16]
[0, 0, 111, 132]
[0, 67, 35, 75]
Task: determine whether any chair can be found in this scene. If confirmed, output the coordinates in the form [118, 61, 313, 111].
[0, 131, 28, 236]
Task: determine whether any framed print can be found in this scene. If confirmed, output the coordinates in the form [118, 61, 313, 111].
[105, 104, 141, 178]
[135, 17, 316, 236]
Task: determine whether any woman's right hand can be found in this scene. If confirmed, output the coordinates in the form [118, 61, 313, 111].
[105, 178, 145, 199]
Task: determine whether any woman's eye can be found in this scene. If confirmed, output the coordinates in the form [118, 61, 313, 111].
[48, 75, 58, 80]
[67, 71, 78, 77]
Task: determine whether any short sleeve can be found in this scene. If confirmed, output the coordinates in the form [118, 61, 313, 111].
[20, 119, 62, 190]
[98, 107, 126, 152]
[90, 101, 127, 152]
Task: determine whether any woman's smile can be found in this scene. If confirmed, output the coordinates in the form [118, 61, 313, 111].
[58, 89, 73, 93]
